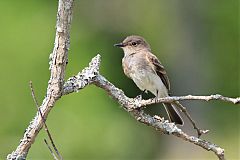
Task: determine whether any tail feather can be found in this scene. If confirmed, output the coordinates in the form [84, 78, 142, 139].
[163, 102, 183, 125]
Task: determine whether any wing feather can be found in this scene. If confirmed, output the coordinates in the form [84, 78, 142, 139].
[146, 53, 170, 90]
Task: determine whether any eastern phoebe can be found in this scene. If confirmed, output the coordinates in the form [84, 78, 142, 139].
[115, 35, 183, 125]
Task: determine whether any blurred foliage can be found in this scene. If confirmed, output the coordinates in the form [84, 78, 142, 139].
[0, 0, 239, 159]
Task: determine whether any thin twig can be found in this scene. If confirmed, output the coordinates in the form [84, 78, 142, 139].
[128, 94, 238, 138]
[44, 139, 58, 160]
[135, 95, 240, 108]
[174, 101, 209, 137]
[29, 81, 63, 160]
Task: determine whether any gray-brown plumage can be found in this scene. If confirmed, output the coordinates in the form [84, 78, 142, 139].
[115, 35, 183, 125]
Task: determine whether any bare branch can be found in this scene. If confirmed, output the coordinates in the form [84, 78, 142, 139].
[7, 0, 74, 159]
[63, 54, 101, 95]
[57, 54, 239, 160]
[93, 74, 226, 160]
[135, 95, 239, 108]
[29, 81, 62, 160]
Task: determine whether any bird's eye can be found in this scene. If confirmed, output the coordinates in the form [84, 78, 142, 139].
[131, 42, 137, 46]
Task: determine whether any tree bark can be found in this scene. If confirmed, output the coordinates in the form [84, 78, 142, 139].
[7, 0, 74, 159]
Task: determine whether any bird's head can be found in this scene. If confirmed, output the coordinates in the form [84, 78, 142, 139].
[114, 35, 151, 55]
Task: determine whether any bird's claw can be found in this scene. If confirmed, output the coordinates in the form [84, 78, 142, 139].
[135, 94, 142, 101]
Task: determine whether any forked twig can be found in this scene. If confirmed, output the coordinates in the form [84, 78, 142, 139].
[173, 101, 209, 137]
[29, 81, 62, 160]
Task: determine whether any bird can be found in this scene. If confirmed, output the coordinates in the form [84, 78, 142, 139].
[114, 35, 183, 125]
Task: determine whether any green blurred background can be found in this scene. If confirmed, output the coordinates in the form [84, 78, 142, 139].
[0, 0, 239, 159]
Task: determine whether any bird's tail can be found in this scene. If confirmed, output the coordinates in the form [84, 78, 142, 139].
[163, 102, 183, 125]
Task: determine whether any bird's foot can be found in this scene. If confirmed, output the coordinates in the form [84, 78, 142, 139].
[135, 89, 147, 101]
[135, 94, 142, 101]
[155, 90, 159, 103]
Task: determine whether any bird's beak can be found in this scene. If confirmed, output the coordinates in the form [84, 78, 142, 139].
[114, 42, 125, 47]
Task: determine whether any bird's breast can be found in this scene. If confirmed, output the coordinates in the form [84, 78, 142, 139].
[123, 55, 151, 74]
[122, 55, 168, 96]
[122, 56, 136, 77]
[122, 56, 151, 90]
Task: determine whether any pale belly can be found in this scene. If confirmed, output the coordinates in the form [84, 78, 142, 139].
[129, 70, 168, 98]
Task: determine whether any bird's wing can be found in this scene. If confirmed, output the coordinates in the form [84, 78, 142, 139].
[146, 53, 170, 90]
